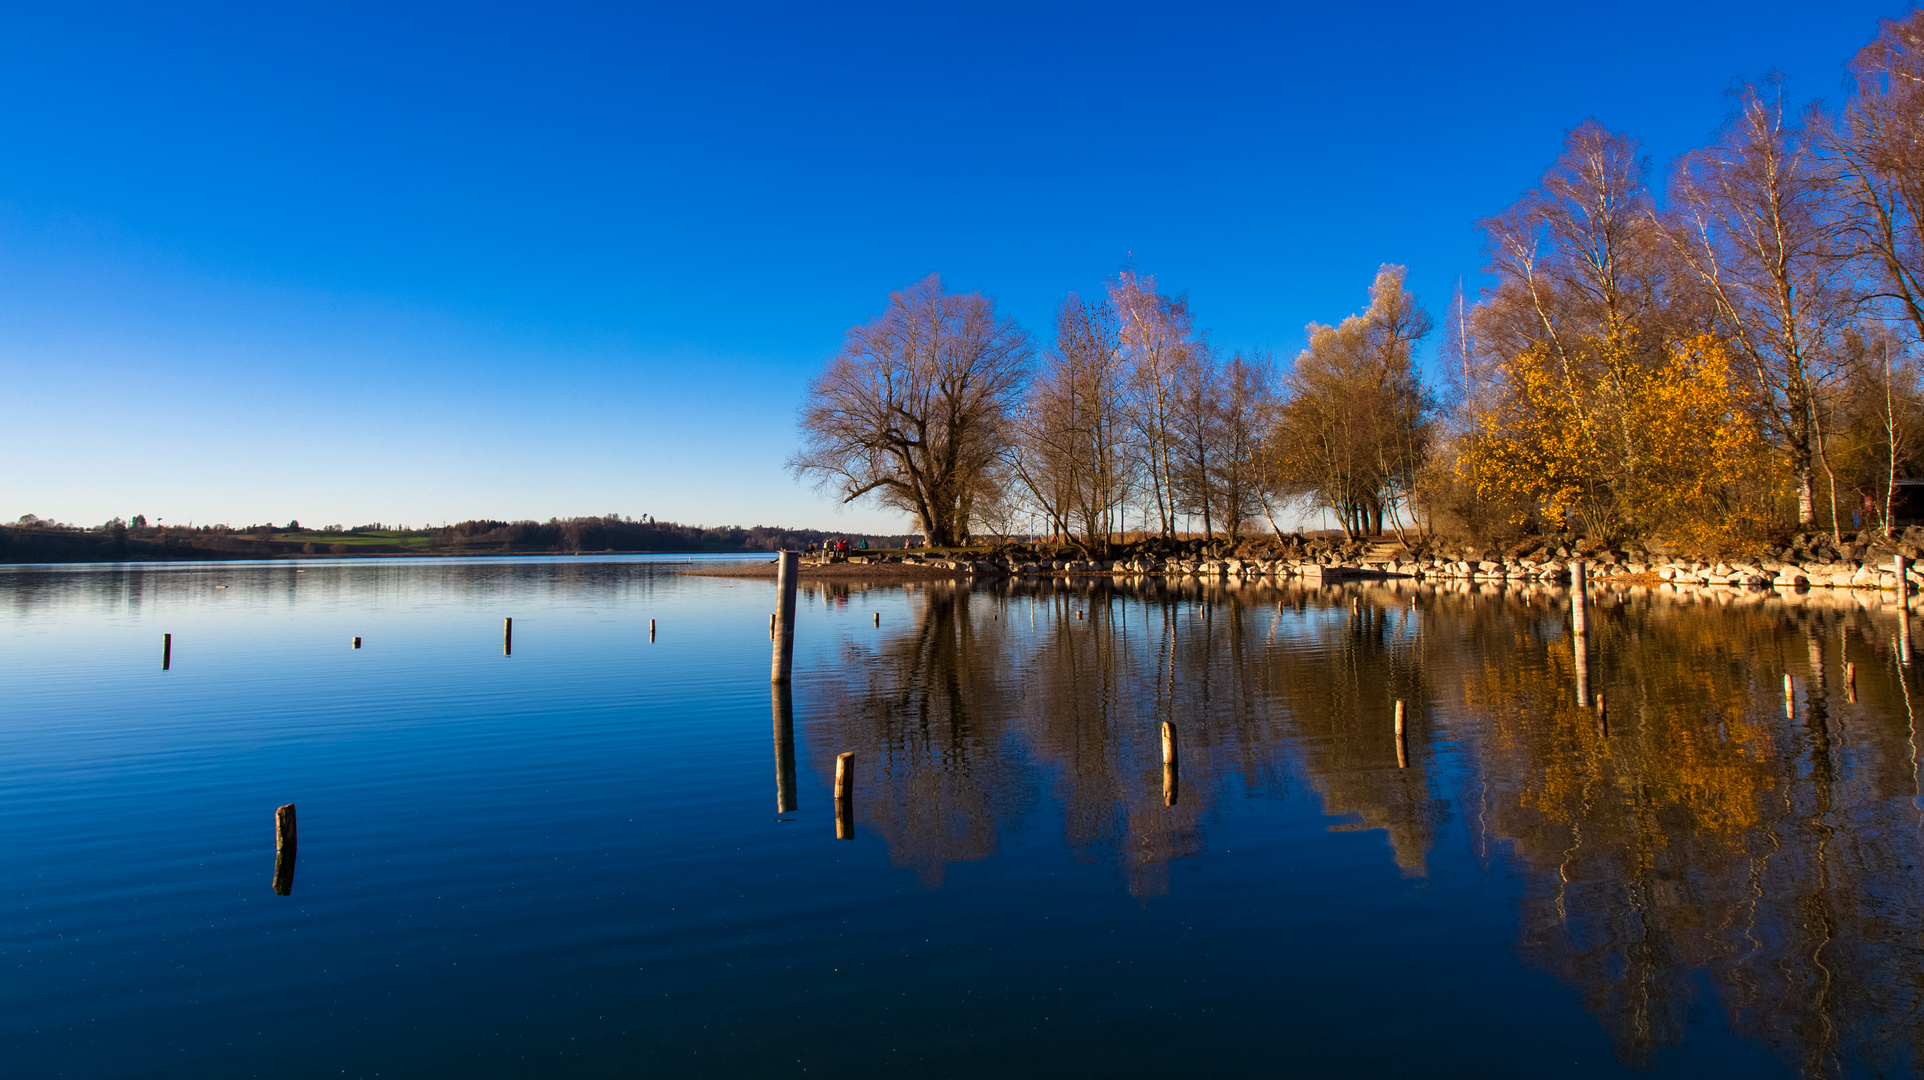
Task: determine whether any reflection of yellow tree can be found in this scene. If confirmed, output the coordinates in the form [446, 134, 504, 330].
[1461, 334, 1775, 548]
[802, 575, 1924, 1075]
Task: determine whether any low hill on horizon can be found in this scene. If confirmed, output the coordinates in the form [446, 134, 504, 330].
[0, 515, 916, 564]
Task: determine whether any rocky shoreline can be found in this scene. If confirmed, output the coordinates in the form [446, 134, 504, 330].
[804, 529, 1924, 594]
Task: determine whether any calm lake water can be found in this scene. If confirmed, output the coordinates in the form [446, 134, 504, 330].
[3, 555, 1920, 1078]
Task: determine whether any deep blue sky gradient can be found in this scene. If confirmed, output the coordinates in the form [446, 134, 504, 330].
[0, 2, 1907, 531]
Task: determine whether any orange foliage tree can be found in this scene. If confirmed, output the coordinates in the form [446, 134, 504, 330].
[1459, 334, 1776, 548]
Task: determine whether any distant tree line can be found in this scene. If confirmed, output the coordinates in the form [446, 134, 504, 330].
[792, 12, 1924, 554]
[0, 514, 910, 563]
[436, 516, 911, 553]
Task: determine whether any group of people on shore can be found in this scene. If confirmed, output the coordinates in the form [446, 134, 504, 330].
[806, 539, 868, 555]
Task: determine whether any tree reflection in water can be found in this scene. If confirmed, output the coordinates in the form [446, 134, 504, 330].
[797, 577, 1924, 1076]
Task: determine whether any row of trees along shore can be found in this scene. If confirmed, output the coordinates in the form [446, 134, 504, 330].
[0, 515, 910, 562]
[793, 12, 1924, 559]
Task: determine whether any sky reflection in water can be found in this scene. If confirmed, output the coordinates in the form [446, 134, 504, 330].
[0, 556, 1917, 1078]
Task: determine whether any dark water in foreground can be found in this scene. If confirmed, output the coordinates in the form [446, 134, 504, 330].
[3, 556, 1921, 1078]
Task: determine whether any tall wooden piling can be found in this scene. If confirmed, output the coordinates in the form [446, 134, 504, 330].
[772, 684, 797, 815]
[834, 751, 854, 839]
[772, 551, 799, 684]
[1573, 630, 1591, 708]
[503, 617, 513, 655]
[1570, 560, 1589, 634]
[272, 803, 297, 896]
[1161, 722, 1179, 805]
[162, 633, 171, 671]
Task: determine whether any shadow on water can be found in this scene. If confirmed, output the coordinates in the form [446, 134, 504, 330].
[799, 574, 1924, 1077]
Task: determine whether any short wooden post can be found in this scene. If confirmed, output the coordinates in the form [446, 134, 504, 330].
[352, 636, 361, 649]
[649, 618, 656, 642]
[1596, 692, 1608, 738]
[1394, 700, 1408, 769]
[835, 751, 854, 800]
[1903, 608, 1915, 668]
[1846, 661, 1857, 703]
[162, 632, 171, 670]
[834, 751, 854, 840]
[1784, 673, 1795, 719]
[1161, 721, 1177, 766]
[503, 617, 512, 655]
[772, 551, 800, 684]
[873, 612, 880, 626]
[272, 803, 297, 896]
[1898, 555, 1911, 600]
[769, 613, 776, 639]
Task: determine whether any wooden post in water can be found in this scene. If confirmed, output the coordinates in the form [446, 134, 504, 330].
[873, 612, 879, 626]
[1596, 692, 1608, 738]
[772, 683, 797, 815]
[1394, 700, 1408, 769]
[1846, 661, 1857, 703]
[272, 803, 297, 896]
[162, 633, 171, 670]
[1161, 722, 1179, 805]
[352, 636, 361, 649]
[769, 613, 776, 639]
[503, 617, 513, 656]
[772, 551, 799, 684]
[1570, 561, 1589, 634]
[649, 618, 656, 642]
[1902, 608, 1914, 667]
[1784, 674, 1795, 718]
[1573, 630, 1591, 708]
[834, 751, 854, 839]
[1898, 555, 1911, 601]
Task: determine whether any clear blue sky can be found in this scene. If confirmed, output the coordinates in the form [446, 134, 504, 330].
[1, 2, 1907, 532]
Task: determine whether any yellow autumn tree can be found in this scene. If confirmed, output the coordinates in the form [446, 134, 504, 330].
[1460, 333, 1774, 549]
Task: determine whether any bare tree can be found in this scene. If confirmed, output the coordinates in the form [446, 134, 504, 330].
[1009, 294, 1131, 553]
[790, 275, 1032, 546]
[1167, 342, 1222, 537]
[1830, 11, 1924, 347]
[1213, 352, 1278, 541]
[1667, 79, 1855, 527]
[1110, 270, 1197, 538]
